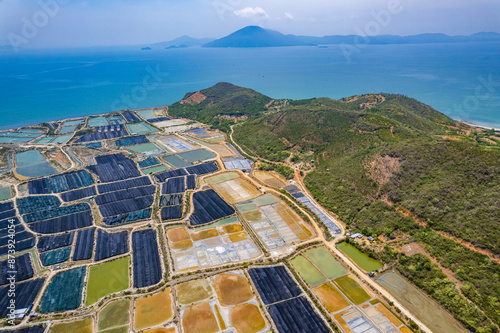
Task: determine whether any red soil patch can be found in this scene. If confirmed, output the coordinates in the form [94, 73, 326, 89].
[180, 91, 207, 105]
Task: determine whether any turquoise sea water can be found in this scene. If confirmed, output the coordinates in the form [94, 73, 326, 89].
[0, 42, 499, 130]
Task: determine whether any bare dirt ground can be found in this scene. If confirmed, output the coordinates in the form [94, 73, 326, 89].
[437, 135, 462, 141]
[365, 155, 401, 187]
[70, 147, 101, 167]
[341, 94, 386, 110]
[180, 91, 207, 105]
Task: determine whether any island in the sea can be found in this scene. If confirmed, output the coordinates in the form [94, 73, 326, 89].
[144, 26, 500, 49]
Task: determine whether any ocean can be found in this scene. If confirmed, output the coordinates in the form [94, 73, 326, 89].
[0, 42, 499, 130]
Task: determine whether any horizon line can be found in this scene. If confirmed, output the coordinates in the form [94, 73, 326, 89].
[2, 28, 500, 50]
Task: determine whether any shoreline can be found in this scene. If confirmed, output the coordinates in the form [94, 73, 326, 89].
[457, 120, 500, 132]
[1, 111, 499, 135]
[0, 107, 164, 133]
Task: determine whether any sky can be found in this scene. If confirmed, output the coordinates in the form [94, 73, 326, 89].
[0, 0, 499, 48]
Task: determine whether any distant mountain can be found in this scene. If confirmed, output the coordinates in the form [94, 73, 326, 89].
[203, 26, 309, 47]
[203, 26, 500, 48]
[152, 35, 216, 48]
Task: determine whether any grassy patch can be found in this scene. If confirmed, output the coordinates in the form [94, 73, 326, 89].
[337, 242, 383, 272]
[334, 275, 371, 305]
[86, 257, 129, 306]
[305, 247, 347, 279]
[290, 255, 326, 287]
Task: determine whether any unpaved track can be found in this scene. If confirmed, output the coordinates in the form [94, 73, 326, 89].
[230, 125, 433, 333]
[11, 126, 432, 332]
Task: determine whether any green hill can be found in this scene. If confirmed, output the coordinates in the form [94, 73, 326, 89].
[173, 83, 500, 331]
[168, 82, 271, 130]
[234, 94, 500, 254]
[172, 85, 499, 254]
[201, 26, 500, 48]
[202, 26, 307, 48]
[231, 92, 500, 332]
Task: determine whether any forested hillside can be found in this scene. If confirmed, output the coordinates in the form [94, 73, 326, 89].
[234, 94, 500, 255]
[168, 82, 271, 130]
[173, 83, 500, 331]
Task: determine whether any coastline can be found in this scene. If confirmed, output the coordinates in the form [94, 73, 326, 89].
[458, 120, 500, 132]
[1, 110, 499, 135]
[0, 107, 160, 133]
[1, 42, 499, 133]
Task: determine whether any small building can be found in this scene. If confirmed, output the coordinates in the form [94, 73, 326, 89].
[13, 306, 31, 319]
[350, 233, 363, 239]
[367, 236, 375, 241]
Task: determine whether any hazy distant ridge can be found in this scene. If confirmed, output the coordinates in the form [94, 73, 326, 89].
[202, 26, 500, 48]
[152, 35, 216, 48]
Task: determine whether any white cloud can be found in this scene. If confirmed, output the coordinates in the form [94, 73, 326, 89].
[285, 12, 294, 20]
[233, 7, 268, 18]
